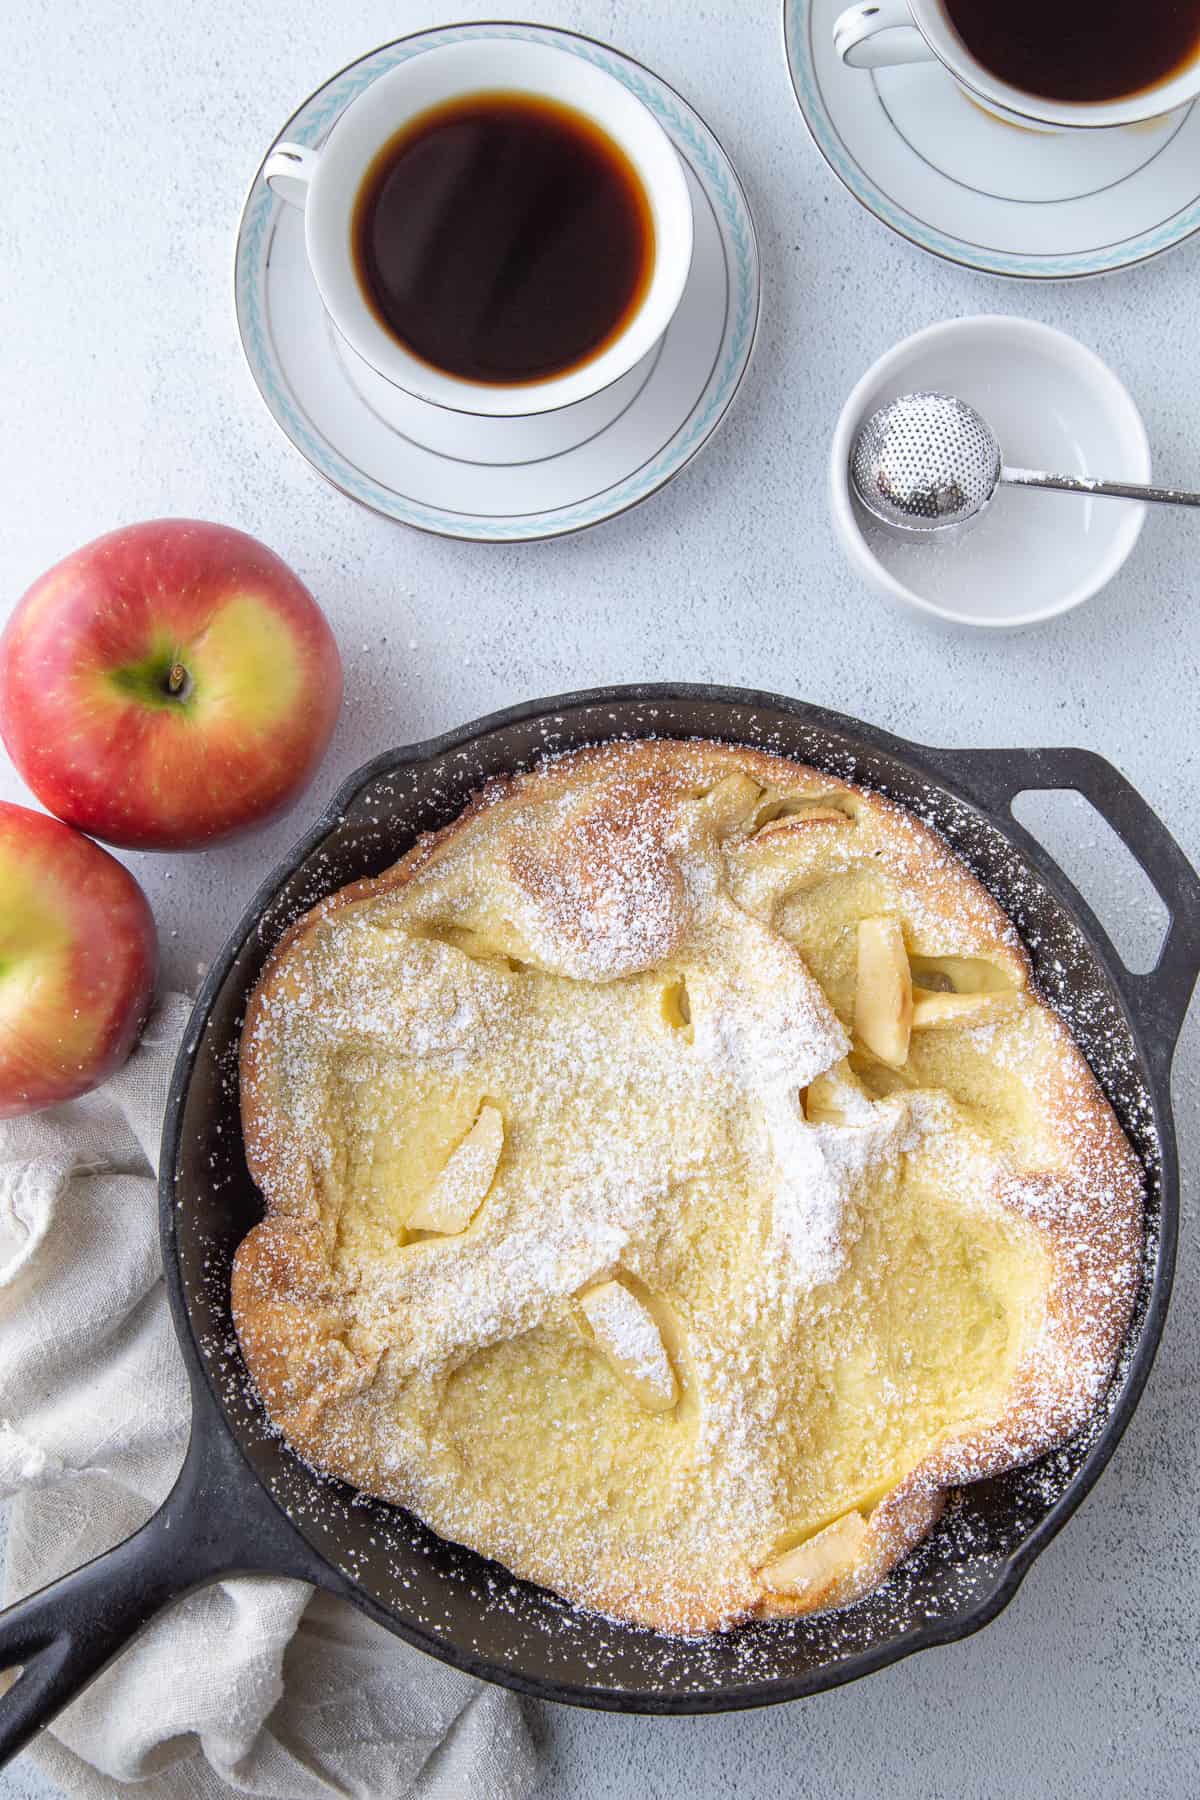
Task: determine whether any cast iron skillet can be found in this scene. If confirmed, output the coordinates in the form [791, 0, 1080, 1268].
[2, 685, 1198, 1763]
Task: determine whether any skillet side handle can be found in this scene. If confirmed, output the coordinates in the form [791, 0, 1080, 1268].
[937, 745, 1200, 1076]
[0, 1417, 333, 1770]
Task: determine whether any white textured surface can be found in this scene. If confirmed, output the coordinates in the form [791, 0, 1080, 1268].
[1, 1, 1198, 1795]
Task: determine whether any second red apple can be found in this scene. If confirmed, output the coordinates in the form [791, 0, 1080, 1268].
[0, 803, 157, 1117]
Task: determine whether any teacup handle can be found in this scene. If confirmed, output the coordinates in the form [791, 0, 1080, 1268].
[833, 0, 935, 68]
[263, 141, 318, 209]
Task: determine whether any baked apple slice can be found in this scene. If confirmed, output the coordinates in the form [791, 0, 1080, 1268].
[759, 1510, 870, 1600]
[407, 1102, 504, 1235]
[911, 990, 1022, 1030]
[578, 1278, 679, 1413]
[854, 916, 914, 1067]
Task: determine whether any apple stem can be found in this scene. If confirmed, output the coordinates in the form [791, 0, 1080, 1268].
[166, 662, 187, 696]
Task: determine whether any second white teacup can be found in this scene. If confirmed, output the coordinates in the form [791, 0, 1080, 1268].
[832, 0, 1200, 130]
[264, 38, 694, 422]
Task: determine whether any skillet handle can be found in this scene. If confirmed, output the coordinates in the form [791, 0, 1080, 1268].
[935, 745, 1200, 1075]
[0, 1413, 333, 1769]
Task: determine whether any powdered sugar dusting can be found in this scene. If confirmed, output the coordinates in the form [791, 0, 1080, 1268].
[189, 720, 1165, 1670]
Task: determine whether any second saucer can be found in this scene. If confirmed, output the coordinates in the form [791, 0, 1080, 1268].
[785, 0, 1200, 278]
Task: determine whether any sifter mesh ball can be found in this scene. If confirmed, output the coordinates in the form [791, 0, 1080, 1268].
[850, 391, 1003, 530]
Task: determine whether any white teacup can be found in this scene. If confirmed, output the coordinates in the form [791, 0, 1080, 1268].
[832, 0, 1200, 129]
[264, 39, 694, 428]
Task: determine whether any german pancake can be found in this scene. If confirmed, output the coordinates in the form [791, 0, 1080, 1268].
[232, 739, 1142, 1634]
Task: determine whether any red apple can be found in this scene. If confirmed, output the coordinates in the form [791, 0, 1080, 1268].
[0, 803, 157, 1117]
[0, 520, 343, 850]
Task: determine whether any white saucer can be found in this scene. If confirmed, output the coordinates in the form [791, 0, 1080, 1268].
[235, 23, 759, 540]
[784, 0, 1200, 278]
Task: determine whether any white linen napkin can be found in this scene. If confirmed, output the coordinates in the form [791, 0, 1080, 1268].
[0, 993, 537, 1799]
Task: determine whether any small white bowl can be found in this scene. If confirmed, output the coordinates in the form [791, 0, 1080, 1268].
[829, 316, 1151, 629]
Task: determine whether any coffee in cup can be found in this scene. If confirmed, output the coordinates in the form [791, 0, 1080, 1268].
[351, 92, 655, 387]
[942, 0, 1200, 104]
